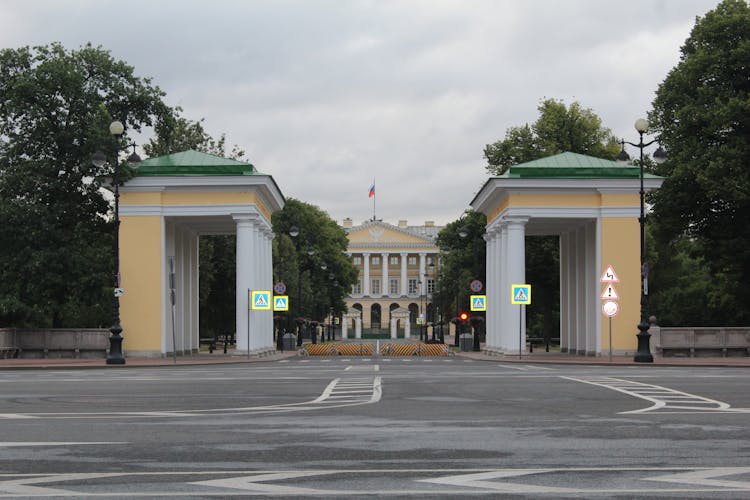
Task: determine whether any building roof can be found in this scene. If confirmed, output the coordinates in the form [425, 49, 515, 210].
[503, 151, 661, 179]
[135, 150, 259, 176]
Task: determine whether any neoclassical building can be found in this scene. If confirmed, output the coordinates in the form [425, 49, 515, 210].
[342, 218, 443, 335]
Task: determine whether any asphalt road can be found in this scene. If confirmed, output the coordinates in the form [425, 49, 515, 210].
[1, 357, 749, 498]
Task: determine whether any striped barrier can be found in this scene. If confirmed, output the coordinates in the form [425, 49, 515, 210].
[303, 343, 451, 356]
[380, 343, 452, 356]
[304, 343, 374, 356]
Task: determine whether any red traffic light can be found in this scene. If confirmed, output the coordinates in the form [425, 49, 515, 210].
[459, 312, 469, 322]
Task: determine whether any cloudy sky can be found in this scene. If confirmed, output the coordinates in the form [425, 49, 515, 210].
[1, 0, 718, 226]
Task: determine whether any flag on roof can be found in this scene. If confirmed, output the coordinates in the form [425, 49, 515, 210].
[368, 181, 375, 198]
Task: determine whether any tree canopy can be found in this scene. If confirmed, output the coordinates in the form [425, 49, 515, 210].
[0, 43, 174, 327]
[484, 98, 621, 175]
[271, 199, 358, 326]
[649, 0, 750, 325]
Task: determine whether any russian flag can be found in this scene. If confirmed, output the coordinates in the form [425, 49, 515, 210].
[368, 181, 375, 198]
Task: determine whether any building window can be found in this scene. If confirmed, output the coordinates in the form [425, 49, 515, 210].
[372, 279, 380, 295]
[427, 256, 434, 265]
[389, 279, 399, 295]
[352, 281, 362, 295]
[353, 256, 362, 265]
[390, 256, 399, 265]
[408, 256, 417, 265]
[427, 279, 435, 294]
[372, 256, 380, 266]
[408, 279, 418, 295]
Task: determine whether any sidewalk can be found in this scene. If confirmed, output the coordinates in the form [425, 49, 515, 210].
[0, 351, 298, 370]
[1, 342, 748, 369]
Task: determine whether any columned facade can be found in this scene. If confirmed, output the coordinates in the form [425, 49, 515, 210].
[342, 219, 442, 335]
[118, 150, 284, 357]
[472, 152, 663, 357]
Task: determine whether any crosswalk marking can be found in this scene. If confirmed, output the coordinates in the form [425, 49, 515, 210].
[562, 376, 750, 414]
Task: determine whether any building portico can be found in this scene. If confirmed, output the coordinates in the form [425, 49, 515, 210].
[472, 152, 663, 356]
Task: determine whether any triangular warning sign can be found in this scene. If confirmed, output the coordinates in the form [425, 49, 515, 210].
[600, 284, 619, 300]
[275, 297, 285, 308]
[514, 288, 528, 301]
[254, 294, 268, 307]
[600, 265, 620, 283]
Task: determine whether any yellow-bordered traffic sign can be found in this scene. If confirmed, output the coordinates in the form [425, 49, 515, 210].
[273, 295, 289, 311]
[251, 290, 271, 310]
[470, 295, 487, 311]
[511, 284, 531, 305]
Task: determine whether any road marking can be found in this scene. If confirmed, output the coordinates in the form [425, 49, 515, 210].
[1, 467, 749, 496]
[0, 376, 382, 420]
[562, 375, 750, 414]
[0, 442, 126, 447]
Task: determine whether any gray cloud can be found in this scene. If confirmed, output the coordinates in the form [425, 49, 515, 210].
[0, 0, 718, 225]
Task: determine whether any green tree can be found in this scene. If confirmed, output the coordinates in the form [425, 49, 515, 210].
[272, 199, 358, 326]
[434, 210, 487, 321]
[484, 98, 621, 175]
[649, 0, 750, 325]
[143, 115, 246, 160]
[0, 43, 174, 327]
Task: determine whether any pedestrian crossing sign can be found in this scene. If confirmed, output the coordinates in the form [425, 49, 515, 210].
[273, 295, 289, 311]
[511, 284, 531, 305]
[251, 290, 271, 310]
[470, 295, 487, 311]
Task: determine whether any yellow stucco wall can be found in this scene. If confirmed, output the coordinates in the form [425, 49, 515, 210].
[487, 192, 638, 224]
[121, 191, 272, 221]
[119, 215, 163, 352]
[600, 216, 641, 351]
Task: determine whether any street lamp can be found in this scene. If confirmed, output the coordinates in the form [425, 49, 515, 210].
[616, 118, 667, 363]
[289, 225, 315, 347]
[427, 261, 435, 342]
[92, 120, 141, 365]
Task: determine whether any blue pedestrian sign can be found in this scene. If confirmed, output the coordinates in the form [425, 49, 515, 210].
[470, 295, 487, 311]
[273, 295, 289, 311]
[511, 284, 531, 305]
[251, 290, 271, 310]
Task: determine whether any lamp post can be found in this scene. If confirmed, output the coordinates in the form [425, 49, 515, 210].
[289, 225, 315, 347]
[616, 118, 667, 363]
[427, 261, 435, 342]
[92, 120, 141, 365]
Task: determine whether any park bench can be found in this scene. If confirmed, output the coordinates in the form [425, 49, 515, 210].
[199, 337, 217, 353]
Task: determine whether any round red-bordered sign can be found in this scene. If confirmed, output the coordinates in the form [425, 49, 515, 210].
[602, 300, 619, 317]
[274, 282, 287, 295]
[470, 279, 483, 293]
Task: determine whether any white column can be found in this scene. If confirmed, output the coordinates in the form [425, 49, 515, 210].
[484, 229, 495, 351]
[499, 223, 509, 350]
[400, 253, 408, 296]
[503, 217, 528, 353]
[419, 253, 426, 296]
[355, 317, 362, 339]
[559, 231, 571, 353]
[390, 318, 397, 339]
[363, 252, 370, 296]
[381, 252, 389, 297]
[342, 317, 349, 339]
[234, 215, 255, 353]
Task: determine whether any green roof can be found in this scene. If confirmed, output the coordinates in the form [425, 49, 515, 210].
[504, 152, 660, 179]
[135, 150, 258, 176]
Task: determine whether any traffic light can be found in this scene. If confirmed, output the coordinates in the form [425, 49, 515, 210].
[458, 311, 469, 323]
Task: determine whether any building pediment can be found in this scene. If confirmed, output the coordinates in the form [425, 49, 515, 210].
[347, 221, 434, 245]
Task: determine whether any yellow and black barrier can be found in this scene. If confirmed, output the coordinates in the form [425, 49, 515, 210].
[303, 343, 452, 356]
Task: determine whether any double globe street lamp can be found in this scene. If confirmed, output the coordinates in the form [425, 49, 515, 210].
[616, 118, 667, 363]
[91, 120, 141, 365]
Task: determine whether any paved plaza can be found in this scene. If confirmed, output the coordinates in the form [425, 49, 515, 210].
[0, 349, 749, 498]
